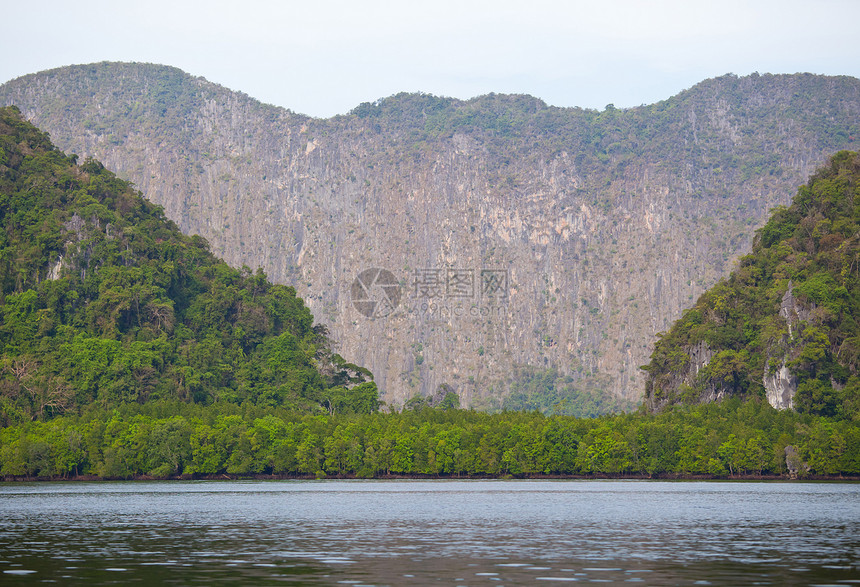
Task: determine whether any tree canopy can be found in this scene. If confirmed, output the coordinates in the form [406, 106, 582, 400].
[0, 106, 378, 424]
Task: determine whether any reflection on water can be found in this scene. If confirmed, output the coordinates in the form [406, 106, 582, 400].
[0, 480, 858, 585]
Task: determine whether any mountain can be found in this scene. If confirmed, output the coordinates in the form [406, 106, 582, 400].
[0, 105, 377, 424]
[3, 63, 860, 409]
[643, 151, 860, 418]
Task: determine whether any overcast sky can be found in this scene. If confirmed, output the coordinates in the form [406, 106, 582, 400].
[4, 0, 859, 118]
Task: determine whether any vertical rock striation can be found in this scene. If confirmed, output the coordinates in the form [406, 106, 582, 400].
[3, 63, 860, 407]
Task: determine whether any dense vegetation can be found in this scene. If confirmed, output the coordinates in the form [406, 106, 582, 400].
[0, 106, 377, 424]
[1, 398, 857, 479]
[644, 151, 860, 419]
[1, 106, 858, 481]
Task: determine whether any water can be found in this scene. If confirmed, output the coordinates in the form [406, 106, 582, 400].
[0, 480, 858, 585]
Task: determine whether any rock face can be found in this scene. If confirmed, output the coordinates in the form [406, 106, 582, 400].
[762, 284, 810, 409]
[646, 340, 718, 410]
[764, 361, 797, 410]
[3, 63, 860, 407]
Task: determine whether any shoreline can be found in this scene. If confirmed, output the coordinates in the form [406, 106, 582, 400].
[3, 472, 859, 483]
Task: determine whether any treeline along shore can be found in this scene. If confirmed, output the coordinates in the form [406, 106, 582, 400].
[1, 399, 858, 481]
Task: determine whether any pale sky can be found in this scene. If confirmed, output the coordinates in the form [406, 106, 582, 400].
[3, 0, 859, 118]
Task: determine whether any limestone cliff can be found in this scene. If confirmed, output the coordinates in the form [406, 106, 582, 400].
[3, 63, 860, 408]
[761, 284, 812, 409]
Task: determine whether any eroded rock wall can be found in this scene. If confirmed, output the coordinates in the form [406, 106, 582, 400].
[4, 64, 860, 407]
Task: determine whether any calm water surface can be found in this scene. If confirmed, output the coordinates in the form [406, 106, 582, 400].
[0, 480, 858, 585]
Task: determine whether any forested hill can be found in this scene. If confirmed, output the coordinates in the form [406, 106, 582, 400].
[643, 151, 860, 419]
[0, 106, 377, 425]
[4, 64, 860, 410]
